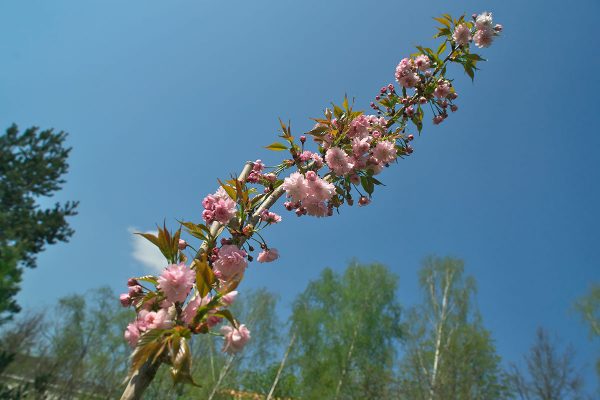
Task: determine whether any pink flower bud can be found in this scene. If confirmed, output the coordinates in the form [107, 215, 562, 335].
[295, 208, 304, 217]
[450, 105, 458, 112]
[127, 278, 138, 287]
[494, 24, 503, 32]
[284, 201, 293, 211]
[300, 135, 306, 143]
[128, 285, 142, 297]
[388, 83, 395, 91]
[419, 96, 427, 104]
[406, 145, 414, 154]
[349, 174, 360, 185]
[221, 290, 238, 305]
[306, 171, 317, 181]
[449, 92, 458, 100]
[433, 115, 444, 125]
[120, 294, 132, 307]
[407, 134, 414, 141]
[380, 87, 387, 93]
[178, 239, 187, 250]
[358, 196, 371, 206]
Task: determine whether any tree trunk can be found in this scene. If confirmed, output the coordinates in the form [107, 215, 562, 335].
[266, 331, 297, 400]
[207, 355, 235, 400]
[334, 324, 359, 400]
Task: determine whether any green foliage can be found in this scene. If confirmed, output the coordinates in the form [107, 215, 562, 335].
[575, 284, 600, 379]
[0, 124, 78, 323]
[397, 256, 510, 400]
[290, 261, 403, 399]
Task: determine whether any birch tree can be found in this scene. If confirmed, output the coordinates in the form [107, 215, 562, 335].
[397, 256, 509, 400]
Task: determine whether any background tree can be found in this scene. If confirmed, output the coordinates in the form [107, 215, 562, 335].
[397, 256, 510, 400]
[575, 284, 600, 379]
[508, 327, 586, 400]
[290, 261, 403, 399]
[0, 124, 78, 322]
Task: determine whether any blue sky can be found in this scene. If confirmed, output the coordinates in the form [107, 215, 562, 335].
[2, 0, 599, 389]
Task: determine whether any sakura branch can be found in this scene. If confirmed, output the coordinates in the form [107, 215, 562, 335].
[119, 11, 502, 400]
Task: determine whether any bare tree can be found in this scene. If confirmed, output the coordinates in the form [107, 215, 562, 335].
[508, 327, 585, 400]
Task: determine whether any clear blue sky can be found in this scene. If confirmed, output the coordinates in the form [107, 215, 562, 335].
[2, 0, 599, 390]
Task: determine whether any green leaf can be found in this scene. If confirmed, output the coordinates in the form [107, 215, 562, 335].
[265, 142, 289, 151]
[134, 275, 159, 285]
[214, 309, 238, 328]
[437, 41, 447, 56]
[333, 104, 343, 119]
[433, 16, 451, 28]
[360, 176, 374, 196]
[192, 255, 215, 298]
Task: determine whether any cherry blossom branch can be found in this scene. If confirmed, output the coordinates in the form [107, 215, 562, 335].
[118, 11, 502, 399]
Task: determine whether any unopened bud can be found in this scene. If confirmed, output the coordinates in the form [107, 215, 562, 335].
[406, 145, 414, 154]
[306, 171, 317, 181]
[127, 278, 138, 287]
[120, 294, 132, 307]
[450, 105, 458, 112]
[300, 135, 306, 143]
[178, 239, 187, 250]
[407, 134, 414, 141]
[358, 196, 371, 206]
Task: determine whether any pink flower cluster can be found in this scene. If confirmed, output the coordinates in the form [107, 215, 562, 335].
[395, 56, 430, 88]
[213, 244, 248, 280]
[157, 263, 195, 304]
[124, 309, 172, 348]
[221, 324, 251, 354]
[260, 209, 282, 224]
[202, 187, 237, 225]
[474, 12, 501, 48]
[282, 171, 335, 217]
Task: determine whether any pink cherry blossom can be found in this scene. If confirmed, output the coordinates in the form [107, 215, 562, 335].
[124, 322, 140, 348]
[182, 294, 211, 325]
[352, 137, 371, 156]
[141, 309, 172, 330]
[372, 141, 397, 164]
[434, 81, 452, 99]
[221, 324, 251, 354]
[414, 55, 431, 71]
[348, 115, 371, 139]
[157, 263, 195, 303]
[213, 245, 248, 280]
[202, 187, 237, 224]
[282, 172, 308, 203]
[306, 176, 335, 203]
[325, 147, 354, 176]
[474, 28, 494, 48]
[257, 248, 279, 263]
[453, 24, 471, 46]
[260, 210, 282, 224]
[395, 58, 420, 88]
[304, 200, 329, 217]
[221, 290, 238, 305]
[475, 12, 493, 31]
